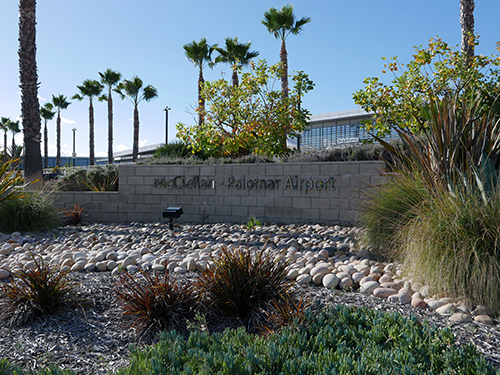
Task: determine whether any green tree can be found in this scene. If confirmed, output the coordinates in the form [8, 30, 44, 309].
[352, 37, 500, 137]
[176, 60, 313, 157]
[262, 4, 311, 98]
[215, 37, 259, 87]
[0, 117, 12, 162]
[183, 38, 218, 126]
[40, 103, 55, 168]
[7, 120, 21, 158]
[98, 69, 122, 164]
[73, 79, 104, 165]
[19, 0, 43, 184]
[51, 94, 71, 167]
[115, 76, 158, 162]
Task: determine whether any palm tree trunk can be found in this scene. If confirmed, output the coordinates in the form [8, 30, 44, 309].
[460, 0, 475, 58]
[133, 105, 139, 162]
[56, 113, 61, 167]
[43, 120, 48, 168]
[280, 39, 288, 98]
[89, 100, 95, 165]
[19, 0, 43, 183]
[3, 133, 7, 162]
[232, 68, 239, 87]
[107, 91, 113, 164]
[198, 67, 205, 126]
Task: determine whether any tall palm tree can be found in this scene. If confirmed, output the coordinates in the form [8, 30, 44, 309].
[98, 69, 122, 164]
[7, 120, 21, 158]
[460, 0, 475, 58]
[114, 76, 158, 162]
[73, 79, 104, 165]
[40, 103, 55, 168]
[19, 0, 43, 183]
[262, 4, 311, 97]
[51, 94, 71, 167]
[183, 38, 218, 126]
[215, 37, 259, 87]
[1, 117, 12, 162]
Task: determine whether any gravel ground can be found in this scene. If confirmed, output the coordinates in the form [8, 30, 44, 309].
[0, 224, 499, 374]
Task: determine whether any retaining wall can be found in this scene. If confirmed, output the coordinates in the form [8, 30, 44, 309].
[54, 161, 385, 225]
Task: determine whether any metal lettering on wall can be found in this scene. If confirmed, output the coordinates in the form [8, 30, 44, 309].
[154, 175, 335, 194]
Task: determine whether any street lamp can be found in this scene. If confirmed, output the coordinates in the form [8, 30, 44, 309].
[163, 106, 171, 145]
[72, 127, 77, 167]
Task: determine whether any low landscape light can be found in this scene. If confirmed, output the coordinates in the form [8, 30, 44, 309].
[162, 206, 183, 229]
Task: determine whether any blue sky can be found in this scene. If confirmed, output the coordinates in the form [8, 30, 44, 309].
[1, 0, 499, 158]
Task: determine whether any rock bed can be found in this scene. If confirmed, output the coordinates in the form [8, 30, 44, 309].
[0, 222, 499, 373]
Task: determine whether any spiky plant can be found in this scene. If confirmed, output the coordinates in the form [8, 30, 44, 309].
[58, 203, 85, 225]
[115, 269, 196, 338]
[0, 255, 78, 326]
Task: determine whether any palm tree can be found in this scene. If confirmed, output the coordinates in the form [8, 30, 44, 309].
[183, 38, 218, 126]
[73, 79, 104, 165]
[215, 37, 259, 87]
[19, 0, 43, 183]
[460, 0, 475, 58]
[98, 69, 122, 164]
[40, 103, 55, 168]
[1, 117, 12, 162]
[7, 120, 21, 158]
[262, 4, 311, 97]
[51, 94, 71, 167]
[114, 76, 158, 162]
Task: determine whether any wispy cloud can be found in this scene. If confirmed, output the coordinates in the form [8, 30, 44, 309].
[61, 117, 76, 124]
[115, 144, 129, 152]
[139, 139, 148, 148]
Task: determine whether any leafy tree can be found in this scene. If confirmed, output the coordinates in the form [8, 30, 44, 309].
[176, 60, 313, 157]
[352, 37, 500, 137]
[460, 0, 475, 58]
[19, 0, 43, 184]
[51, 94, 71, 167]
[115, 76, 158, 162]
[183, 38, 218, 126]
[262, 4, 311, 98]
[73, 79, 104, 165]
[40, 103, 55, 168]
[215, 37, 259, 87]
[98, 69, 122, 164]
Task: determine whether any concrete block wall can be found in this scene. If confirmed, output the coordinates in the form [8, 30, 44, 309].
[54, 161, 385, 225]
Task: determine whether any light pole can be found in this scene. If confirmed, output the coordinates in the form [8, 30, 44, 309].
[163, 106, 171, 145]
[72, 127, 77, 167]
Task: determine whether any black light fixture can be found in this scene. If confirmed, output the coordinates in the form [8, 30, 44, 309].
[162, 206, 183, 229]
[72, 127, 77, 167]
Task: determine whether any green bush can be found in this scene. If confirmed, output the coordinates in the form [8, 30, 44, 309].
[153, 140, 191, 158]
[57, 165, 118, 192]
[0, 190, 61, 232]
[116, 304, 499, 375]
[0, 154, 25, 206]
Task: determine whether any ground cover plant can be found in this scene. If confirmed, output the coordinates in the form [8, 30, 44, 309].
[56, 165, 118, 192]
[116, 304, 499, 375]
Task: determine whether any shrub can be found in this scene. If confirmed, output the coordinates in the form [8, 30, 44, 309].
[153, 140, 191, 158]
[0, 190, 61, 232]
[57, 165, 118, 192]
[116, 304, 498, 375]
[115, 269, 196, 338]
[58, 203, 85, 225]
[195, 245, 295, 332]
[0, 256, 78, 326]
[0, 155, 25, 205]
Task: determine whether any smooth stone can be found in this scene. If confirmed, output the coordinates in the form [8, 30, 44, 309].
[411, 298, 427, 308]
[84, 263, 96, 272]
[296, 274, 312, 285]
[310, 264, 329, 277]
[286, 269, 299, 280]
[70, 261, 85, 272]
[472, 305, 493, 316]
[151, 263, 165, 271]
[378, 274, 393, 283]
[379, 282, 401, 291]
[427, 300, 445, 310]
[339, 277, 353, 289]
[383, 263, 394, 273]
[360, 281, 380, 294]
[398, 287, 412, 296]
[439, 297, 455, 305]
[449, 313, 472, 323]
[411, 292, 422, 300]
[312, 272, 325, 285]
[373, 288, 397, 298]
[435, 303, 456, 316]
[122, 256, 137, 268]
[351, 272, 365, 284]
[419, 285, 431, 298]
[474, 315, 494, 325]
[187, 259, 197, 272]
[322, 273, 339, 288]
[387, 293, 411, 305]
[106, 261, 118, 271]
[359, 276, 377, 285]
[96, 261, 108, 271]
[0, 269, 10, 279]
[336, 271, 351, 280]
